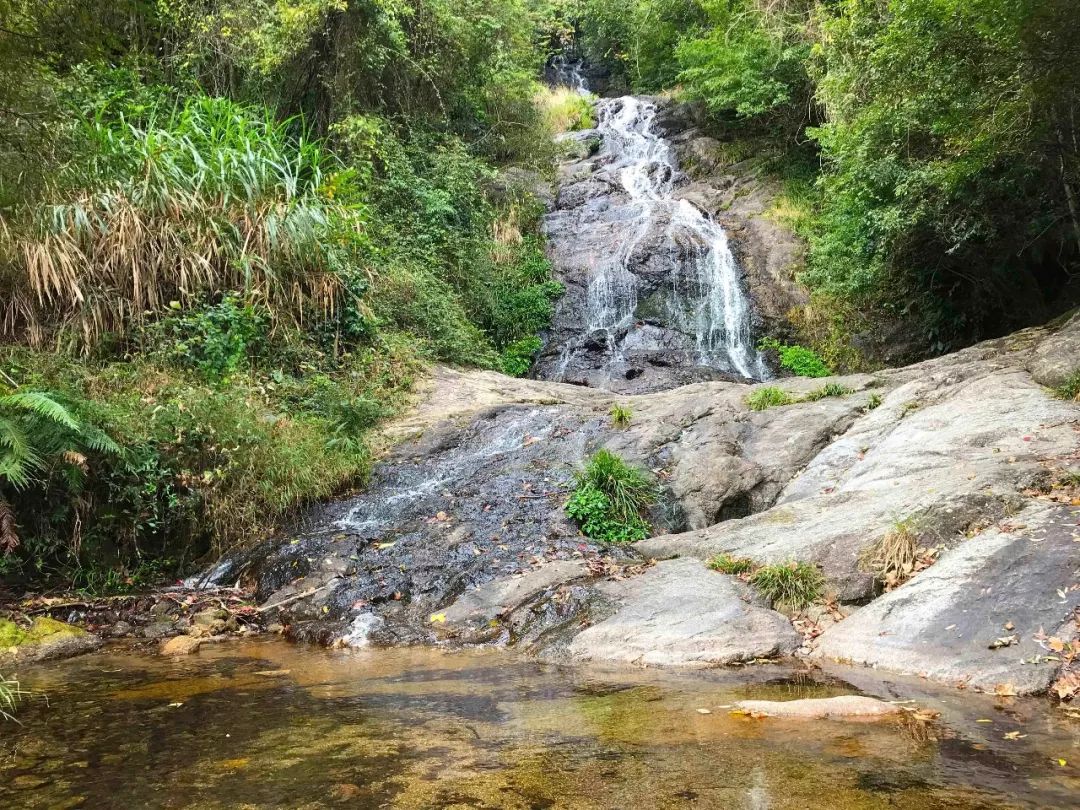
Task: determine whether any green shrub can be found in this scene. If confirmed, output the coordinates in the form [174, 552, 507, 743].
[749, 561, 825, 609]
[747, 387, 793, 411]
[609, 405, 632, 428]
[759, 338, 832, 378]
[565, 449, 656, 543]
[500, 337, 543, 377]
[707, 553, 754, 575]
[865, 393, 883, 410]
[1054, 371, 1080, 401]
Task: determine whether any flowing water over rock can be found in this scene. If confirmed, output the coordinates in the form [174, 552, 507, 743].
[537, 94, 768, 391]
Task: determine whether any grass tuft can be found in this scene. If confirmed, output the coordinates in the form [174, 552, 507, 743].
[747, 387, 793, 411]
[1054, 370, 1080, 401]
[803, 382, 855, 401]
[707, 553, 754, 575]
[861, 518, 938, 591]
[609, 404, 632, 428]
[0, 674, 25, 722]
[748, 561, 825, 609]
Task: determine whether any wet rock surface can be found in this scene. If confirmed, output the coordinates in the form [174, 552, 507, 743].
[535, 96, 770, 391]
[202, 234, 1079, 697]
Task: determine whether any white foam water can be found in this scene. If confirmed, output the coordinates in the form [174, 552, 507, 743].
[588, 95, 767, 380]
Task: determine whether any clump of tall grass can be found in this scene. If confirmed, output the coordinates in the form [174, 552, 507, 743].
[749, 561, 825, 609]
[566, 449, 656, 542]
[2, 96, 362, 350]
[747, 386, 793, 411]
[537, 86, 595, 133]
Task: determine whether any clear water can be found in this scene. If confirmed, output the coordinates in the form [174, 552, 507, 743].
[3, 639, 1077, 809]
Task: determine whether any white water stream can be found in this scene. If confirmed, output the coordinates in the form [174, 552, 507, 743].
[589, 95, 766, 379]
[550, 60, 766, 381]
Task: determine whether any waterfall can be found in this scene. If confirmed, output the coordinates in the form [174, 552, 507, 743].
[586, 96, 766, 380]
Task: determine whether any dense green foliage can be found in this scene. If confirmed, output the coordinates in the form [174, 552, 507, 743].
[566, 0, 1080, 359]
[0, 0, 566, 588]
[565, 449, 656, 542]
[759, 338, 831, 378]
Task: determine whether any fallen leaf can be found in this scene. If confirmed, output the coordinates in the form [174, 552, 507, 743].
[429, 613, 447, 623]
[1003, 731, 1027, 740]
[696, 708, 711, 715]
[994, 683, 1018, 697]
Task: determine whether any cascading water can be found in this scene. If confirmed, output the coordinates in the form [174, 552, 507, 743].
[540, 60, 768, 386]
[586, 96, 766, 380]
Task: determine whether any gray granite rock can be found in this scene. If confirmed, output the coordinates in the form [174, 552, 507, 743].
[812, 503, 1080, 694]
[563, 559, 800, 667]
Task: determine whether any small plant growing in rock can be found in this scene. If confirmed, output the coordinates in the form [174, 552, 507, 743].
[747, 387, 792, 411]
[565, 449, 656, 543]
[860, 518, 938, 591]
[759, 338, 831, 378]
[1054, 370, 1080, 401]
[803, 382, 854, 401]
[865, 393, 882, 410]
[707, 553, 754, 575]
[899, 400, 920, 418]
[748, 561, 825, 609]
[609, 404, 632, 428]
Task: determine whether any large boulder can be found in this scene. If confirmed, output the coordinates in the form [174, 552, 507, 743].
[812, 503, 1080, 694]
[562, 558, 800, 667]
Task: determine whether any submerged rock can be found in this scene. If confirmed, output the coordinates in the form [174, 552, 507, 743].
[733, 695, 903, 720]
[160, 635, 202, 656]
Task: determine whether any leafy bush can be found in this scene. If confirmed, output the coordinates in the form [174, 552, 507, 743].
[565, 449, 656, 543]
[747, 387, 792, 411]
[749, 561, 825, 610]
[707, 553, 754, 575]
[500, 337, 543, 377]
[0, 388, 120, 557]
[759, 338, 831, 378]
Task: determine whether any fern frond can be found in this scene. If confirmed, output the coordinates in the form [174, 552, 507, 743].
[0, 392, 80, 431]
